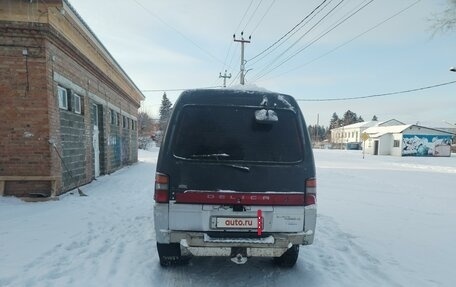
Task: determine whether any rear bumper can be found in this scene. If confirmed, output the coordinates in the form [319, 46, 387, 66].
[155, 229, 314, 257]
[153, 203, 317, 255]
[165, 230, 313, 257]
[170, 231, 313, 247]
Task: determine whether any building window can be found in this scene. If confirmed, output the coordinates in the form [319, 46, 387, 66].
[110, 109, 115, 124]
[393, 140, 400, 148]
[116, 112, 120, 126]
[74, 94, 82, 114]
[58, 86, 68, 110]
[123, 116, 127, 128]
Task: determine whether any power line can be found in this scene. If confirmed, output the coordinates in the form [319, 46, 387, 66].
[249, 0, 335, 68]
[249, 3, 337, 83]
[254, 0, 374, 81]
[250, 0, 276, 34]
[220, 0, 255, 73]
[221, 1, 256, 74]
[220, 41, 235, 73]
[243, 0, 264, 32]
[226, 42, 241, 74]
[142, 86, 222, 93]
[248, 0, 330, 62]
[228, 71, 241, 87]
[132, 0, 225, 65]
[263, 0, 422, 81]
[253, 0, 371, 81]
[251, 0, 345, 81]
[235, 0, 255, 33]
[295, 80, 456, 102]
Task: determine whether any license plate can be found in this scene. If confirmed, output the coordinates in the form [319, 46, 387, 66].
[216, 217, 258, 229]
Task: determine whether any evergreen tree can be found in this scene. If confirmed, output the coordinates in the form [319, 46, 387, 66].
[159, 92, 172, 132]
[329, 112, 341, 129]
[329, 110, 366, 130]
[308, 125, 328, 143]
[342, 110, 358, 126]
[372, 115, 378, 121]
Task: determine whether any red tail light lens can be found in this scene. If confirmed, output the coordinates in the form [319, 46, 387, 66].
[154, 173, 169, 203]
[305, 178, 317, 206]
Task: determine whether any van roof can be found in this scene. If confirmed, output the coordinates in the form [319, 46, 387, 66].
[177, 89, 298, 111]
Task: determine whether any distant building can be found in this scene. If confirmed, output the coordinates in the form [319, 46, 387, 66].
[331, 120, 454, 157]
[0, 0, 144, 197]
[330, 119, 404, 145]
[363, 125, 454, 157]
[415, 121, 456, 135]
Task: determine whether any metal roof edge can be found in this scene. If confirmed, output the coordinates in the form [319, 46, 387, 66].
[63, 0, 145, 101]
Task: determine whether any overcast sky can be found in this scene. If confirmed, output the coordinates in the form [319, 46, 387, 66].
[69, 0, 456, 126]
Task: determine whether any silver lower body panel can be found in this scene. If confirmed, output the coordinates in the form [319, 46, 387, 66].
[170, 231, 313, 258]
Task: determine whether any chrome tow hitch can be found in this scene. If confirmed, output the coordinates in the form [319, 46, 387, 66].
[230, 247, 248, 264]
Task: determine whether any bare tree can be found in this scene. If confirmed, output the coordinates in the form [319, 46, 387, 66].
[138, 112, 153, 137]
[432, 0, 456, 33]
[137, 112, 155, 149]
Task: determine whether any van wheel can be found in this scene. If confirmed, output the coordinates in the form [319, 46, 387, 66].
[157, 243, 190, 267]
[273, 245, 299, 267]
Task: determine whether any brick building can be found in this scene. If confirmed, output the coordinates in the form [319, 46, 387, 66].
[0, 0, 145, 197]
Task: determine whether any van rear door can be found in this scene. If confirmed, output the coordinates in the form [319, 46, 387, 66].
[168, 105, 306, 195]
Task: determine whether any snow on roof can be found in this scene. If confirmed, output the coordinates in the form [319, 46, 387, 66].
[377, 119, 405, 126]
[332, 121, 378, 130]
[414, 121, 456, 129]
[365, 124, 455, 137]
[226, 84, 274, 93]
[331, 119, 405, 131]
[364, 125, 412, 136]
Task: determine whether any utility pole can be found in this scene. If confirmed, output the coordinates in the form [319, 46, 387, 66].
[219, 70, 231, 87]
[233, 32, 251, 85]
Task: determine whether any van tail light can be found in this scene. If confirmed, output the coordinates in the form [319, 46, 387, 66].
[154, 172, 169, 203]
[305, 178, 317, 206]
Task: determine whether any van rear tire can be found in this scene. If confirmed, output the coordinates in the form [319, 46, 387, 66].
[273, 245, 299, 267]
[157, 243, 190, 267]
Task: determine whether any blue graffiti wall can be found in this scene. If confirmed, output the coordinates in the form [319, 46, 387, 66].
[402, 135, 452, 156]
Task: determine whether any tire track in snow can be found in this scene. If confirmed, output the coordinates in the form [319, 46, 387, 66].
[7, 213, 155, 287]
[306, 214, 402, 286]
[2, 170, 156, 287]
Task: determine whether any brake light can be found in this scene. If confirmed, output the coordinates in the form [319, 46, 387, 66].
[154, 172, 169, 203]
[305, 178, 316, 206]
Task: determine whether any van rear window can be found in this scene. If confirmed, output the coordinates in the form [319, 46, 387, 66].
[171, 105, 303, 163]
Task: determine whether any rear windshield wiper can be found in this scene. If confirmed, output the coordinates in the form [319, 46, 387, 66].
[190, 153, 230, 159]
[224, 164, 250, 172]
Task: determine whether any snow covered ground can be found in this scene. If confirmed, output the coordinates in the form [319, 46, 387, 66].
[1, 148, 455, 287]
